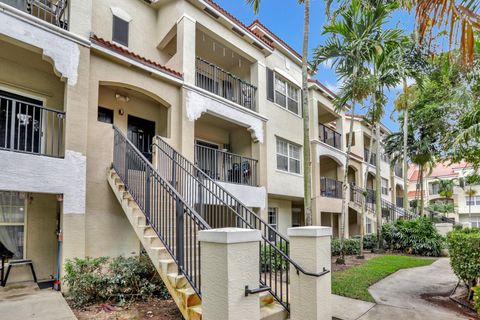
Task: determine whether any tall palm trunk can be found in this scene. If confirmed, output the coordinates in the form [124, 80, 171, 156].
[302, 0, 312, 226]
[360, 124, 375, 257]
[375, 121, 383, 249]
[402, 78, 409, 210]
[419, 164, 425, 215]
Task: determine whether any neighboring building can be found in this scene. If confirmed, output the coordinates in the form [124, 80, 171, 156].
[408, 162, 480, 226]
[0, 0, 407, 316]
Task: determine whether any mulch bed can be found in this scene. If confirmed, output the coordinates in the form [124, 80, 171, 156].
[421, 284, 478, 320]
[331, 252, 381, 272]
[70, 298, 183, 320]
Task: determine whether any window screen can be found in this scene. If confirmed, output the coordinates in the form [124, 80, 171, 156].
[113, 15, 129, 46]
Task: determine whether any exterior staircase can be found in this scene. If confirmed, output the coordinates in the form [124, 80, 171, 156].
[108, 127, 290, 320]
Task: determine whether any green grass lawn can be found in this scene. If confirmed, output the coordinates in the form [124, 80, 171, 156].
[332, 255, 435, 302]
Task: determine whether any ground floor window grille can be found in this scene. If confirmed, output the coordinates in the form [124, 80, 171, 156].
[0, 191, 26, 259]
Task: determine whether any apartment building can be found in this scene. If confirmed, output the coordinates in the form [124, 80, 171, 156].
[408, 162, 480, 226]
[0, 0, 408, 317]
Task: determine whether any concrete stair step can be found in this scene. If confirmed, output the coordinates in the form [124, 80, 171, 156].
[167, 273, 188, 289]
[177, 287, 201, 308]
[260, 301, 289, 320]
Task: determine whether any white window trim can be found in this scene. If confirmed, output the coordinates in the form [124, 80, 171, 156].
[273, 73, 301, 117]
[276, 137, 302, 174]
[0, 191, 27, 260]
[268, 207, 278, 230]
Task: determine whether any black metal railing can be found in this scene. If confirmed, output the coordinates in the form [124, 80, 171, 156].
[318, 123, 342, 149]
[3, 0, 70, 29]
[195, 57, 257, 111]
[364, 149, 376, 166]
[320, 177, 342, 199]
[350, 185, 375, 214]
[394, 165, 403, 178]
[0, 94, 65, 157]
[153, 136, 329, 312]
[194, 144, 258, 187]
[396, 197, 403, 208]
[113, 126, 209, 297]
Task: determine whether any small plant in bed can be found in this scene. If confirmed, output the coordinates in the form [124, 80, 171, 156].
[332, 255, 434, 302]
[63, 254, 169, 308]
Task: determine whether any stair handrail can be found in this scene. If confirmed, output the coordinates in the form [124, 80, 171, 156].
[112, 126, 210, 297]
[152, 136, 330, 311]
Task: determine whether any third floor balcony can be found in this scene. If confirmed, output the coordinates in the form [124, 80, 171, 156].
[318, 123, 342, 150]
[195, 57, 257, 111]
[1, 0, 69, 29]
[364, 149, 377, 166]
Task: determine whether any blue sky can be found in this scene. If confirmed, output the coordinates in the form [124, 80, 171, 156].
[214, 0, 415, 131]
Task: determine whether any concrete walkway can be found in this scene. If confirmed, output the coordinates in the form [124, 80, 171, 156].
[0, 282, 76, 320]
[333, 258, 468, 320]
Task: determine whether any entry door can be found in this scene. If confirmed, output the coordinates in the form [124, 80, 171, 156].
[0, 90, 43, 154]
[127, 115, 155, 161]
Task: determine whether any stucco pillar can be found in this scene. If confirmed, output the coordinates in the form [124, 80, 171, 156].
[311, 143, 321, 225]
[199, 228, 261, 320]
[68, 0, 92, 39]
[288, 226, 332, 320]
[176, 15, 196, 85]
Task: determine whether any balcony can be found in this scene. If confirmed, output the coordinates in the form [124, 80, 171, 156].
[364, 149, 376, 166]
[195, 144, 258, 187]
[195, 57, 257, 111]
[0, 93, 65, 158]
[319, 123, 342, 150]
[320, 177, 343, 199]
[1, 0, 69, 29]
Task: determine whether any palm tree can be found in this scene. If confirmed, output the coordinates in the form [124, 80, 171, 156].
[436, 178, 457, 216]
[246, 0, 314, 226]
[465, 187, 477, 221]
[312, 0, 396, 260]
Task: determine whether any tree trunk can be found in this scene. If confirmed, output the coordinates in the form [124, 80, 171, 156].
[302, 0, 312, 226]
[419, 164, 424, 216]
[375, 121, 382, 249]
[402, 78, 409, 210]
[340, 104, 356, 262]
[360, 124, 376, 257]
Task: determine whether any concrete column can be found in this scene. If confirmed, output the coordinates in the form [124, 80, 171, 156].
[199, 228, 261, 320]
[288, 226, 332, 320]
[176, 15, 196, 85]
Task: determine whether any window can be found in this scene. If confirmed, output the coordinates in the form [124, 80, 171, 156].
[346, 132, 355, 147]
[365, 217, 372, 234]
[429, 182, 440, 195]
[381, 153, 390, 163]
[112, 15, 129, 46]
[268, 207, 278, 241]
[97, 106, 114, 124]
[381, 178, 389, 195]
[0, 191, 26, 260]
[276, 138, 301, 174]
[466, 196, 480, 206]
[471, 218, 480, 228]
[273, 74, 300, 115]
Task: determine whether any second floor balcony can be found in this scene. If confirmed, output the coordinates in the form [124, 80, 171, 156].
[2, 0, 69, 29]
[320, 176, 343, 199]
[195, 143, 258, 187]
[0, 92, 65, 158]
[195, 57, 257, 111]
[319, 123, 342, 150]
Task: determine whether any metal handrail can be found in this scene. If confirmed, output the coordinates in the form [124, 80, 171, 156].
[320, 176, 343, 199]
[113, 126, 210, 297]
[194, 144, 258, 186]
[318, 123, 342, 149]
[152, 136, 329, 311]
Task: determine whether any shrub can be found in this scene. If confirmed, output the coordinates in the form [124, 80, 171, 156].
[260, 243, 288, 272]
[352, 234, 378, 250]
[447, 228, 480, 290]
[382, 217, 444, 256]
[473, 285, 480, 316]
[331, 238, 360, 256]
[64, 254, 169, 307]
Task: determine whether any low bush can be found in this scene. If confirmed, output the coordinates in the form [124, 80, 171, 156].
[382, 217, 444, 256]
[473, 285, 480, 316]
[352, 234, 378, 251]
[260, 243, 288, 272]
[447, 228, 480, 290]
[331, 238, 360, 256]
[64, 254, 169, 307]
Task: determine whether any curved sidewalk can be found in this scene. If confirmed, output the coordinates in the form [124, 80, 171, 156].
[333, 258, 468, 320]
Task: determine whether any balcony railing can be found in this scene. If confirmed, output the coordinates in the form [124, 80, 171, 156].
[320, 177, 343, 199]
[0, 93, 65, 157]
[319, 123, 342, 150]
[394, 165, 403, 178]
[195, 57, 257, 111]
[194, 144, 258, 187]
[364, 149, 376, 166]
[2, 0, 69, 29]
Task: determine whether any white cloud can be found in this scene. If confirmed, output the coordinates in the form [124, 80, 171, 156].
[320, 59, 334, 69]
[393, 77, 416, 91]
[325, 81, 340, 93]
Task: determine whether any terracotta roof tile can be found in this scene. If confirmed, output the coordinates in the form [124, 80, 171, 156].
[204, 0, 274, 49]
[90, 34, 183, 79]
[248, 19, 302, 60]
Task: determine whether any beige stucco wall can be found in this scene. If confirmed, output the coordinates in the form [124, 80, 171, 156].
[267, 197, 294, 237]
